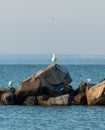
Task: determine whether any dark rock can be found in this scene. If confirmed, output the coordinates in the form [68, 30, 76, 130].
[0, 92, 15, 105]
[38, 85, 74, 97]
[0, 88, 5, 98]
[5, 87, 16, 93]
[23, 96, 38, 106]
[72, 82, 88, 105]
[75, 82, 87, 95]
[37, 95, 50, 105]
[15, 79, 42, 104]
[0, 87, 16, 93]
[15, 64, 72, 104]
[73, 93, 87, 105]
[62, 85, 74, 96]
[42, 85, 63, 97]
[79, 82, 87, 93]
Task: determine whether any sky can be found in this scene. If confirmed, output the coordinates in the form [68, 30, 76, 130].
[0, 0, 105, 55]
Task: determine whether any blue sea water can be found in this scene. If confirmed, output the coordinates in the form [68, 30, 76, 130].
[0, 55, 105, 130]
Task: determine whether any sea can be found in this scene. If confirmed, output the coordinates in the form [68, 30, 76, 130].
[0, 54, 105, 130]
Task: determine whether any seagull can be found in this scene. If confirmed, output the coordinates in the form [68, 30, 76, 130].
[8, 81, 13, 87]
[87, 78, 91, 83]
[60, 88, 64, 91]
[51, 53, 57, 63]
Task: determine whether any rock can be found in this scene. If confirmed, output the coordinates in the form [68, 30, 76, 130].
[0, 88, 5, 96]
[0, 88, 5, 102]
[42, 85, 63, 97]
[42, 85, 74, 97]
[0, 87, 15, 95]
[48, 94, 72, 106]
[37, 95, 50, 105]
[73, 82, 88, 105]
[100, 78, 105, 83]
[37, 94, 72, 106]
[0, 87, 16, 102]
[15, 79, 42, 104]
[5, 87, 16, 93]
[73, 93, 87, 105]
[79, 82, 87, 93]
[74, 82, 87, 95]
[15, 64, 72, 104]
[0, 92, 15, 105]
[86, 80, 105, 105]
[61, 85, 74, 96]
[23, 96, 38, 106]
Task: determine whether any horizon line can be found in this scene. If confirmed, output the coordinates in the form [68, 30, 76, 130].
[0, 54, 105, 56]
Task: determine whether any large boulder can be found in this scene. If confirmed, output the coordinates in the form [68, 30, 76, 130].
[37, 94, 72, 106]
[47, 94, 72, 106]
[15, 64, 72, 104]
[86, 80, 105, 105]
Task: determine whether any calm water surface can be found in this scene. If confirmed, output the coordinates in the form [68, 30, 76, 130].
[0, 105, 105, 130]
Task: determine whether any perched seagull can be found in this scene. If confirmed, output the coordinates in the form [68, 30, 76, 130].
[87, 78, 91, 83]
[51, 53, 57, 63]
[60, 87, 64, 91]
[8, 81, 13, 87]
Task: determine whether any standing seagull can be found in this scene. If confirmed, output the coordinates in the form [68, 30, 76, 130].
[8, 81, 13, 87]
[87, 78, 91, 83]
[51, 53, 57, 63]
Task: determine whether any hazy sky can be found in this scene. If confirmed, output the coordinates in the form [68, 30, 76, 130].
[0, 0, 105, 55]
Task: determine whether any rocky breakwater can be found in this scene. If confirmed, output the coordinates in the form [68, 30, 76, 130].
[1, 63, 104, 106]
[15, 64, 73, 106]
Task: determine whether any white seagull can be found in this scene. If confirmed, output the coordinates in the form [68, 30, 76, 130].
[8, 81, 13, 87]
[51, 53, 57, 63]
[87, 78, 91, 83]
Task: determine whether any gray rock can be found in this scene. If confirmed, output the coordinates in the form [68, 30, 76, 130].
[23, 96, 38, 106]
[15, 64, 72, 104]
